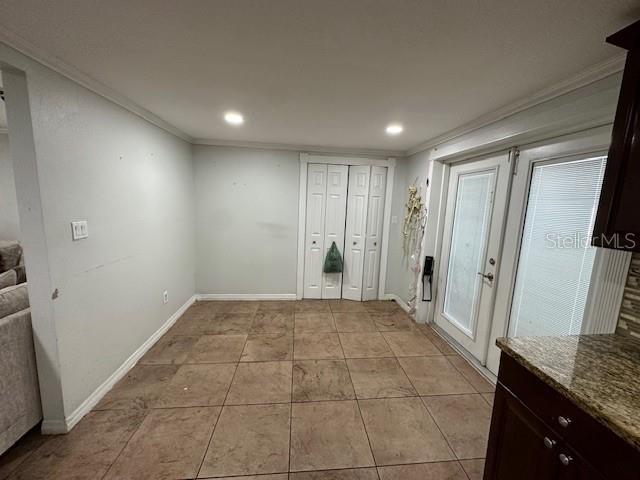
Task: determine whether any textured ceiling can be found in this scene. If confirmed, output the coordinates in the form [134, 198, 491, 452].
[0, 0, 637, 149]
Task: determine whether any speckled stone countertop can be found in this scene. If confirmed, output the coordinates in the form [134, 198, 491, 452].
[497, 334, 640, 450]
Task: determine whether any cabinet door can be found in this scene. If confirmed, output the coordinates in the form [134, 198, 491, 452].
[592, 33, 640, 252]
[485, 384, 560, 480]
[555, 446, 606, 480]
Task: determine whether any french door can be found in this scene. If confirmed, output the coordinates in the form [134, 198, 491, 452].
[486, 127, 615, 373]
[435, 151, 513, 362]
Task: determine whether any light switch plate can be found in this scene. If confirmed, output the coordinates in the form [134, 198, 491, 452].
[71, 220, 89, 241]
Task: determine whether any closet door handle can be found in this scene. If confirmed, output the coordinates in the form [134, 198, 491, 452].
[312, 241, 316, 245]
[353, 241, 357, 245]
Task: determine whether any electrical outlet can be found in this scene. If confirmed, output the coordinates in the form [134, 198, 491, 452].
[71, 220, 89, 240]
[163, 290, 169, 304]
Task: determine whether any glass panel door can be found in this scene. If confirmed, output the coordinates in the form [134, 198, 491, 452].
[443, 171, 496, 336]
[435, 151, 512, 363]
[508, 156, 607, 337]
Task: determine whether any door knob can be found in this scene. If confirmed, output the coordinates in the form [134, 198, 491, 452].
[543, 437, 556, 449]
[312, 241, 316, 245]
[477, 272, 494, 282]
[353, 241, 357, 245]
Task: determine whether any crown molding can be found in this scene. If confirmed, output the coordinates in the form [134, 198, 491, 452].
[406, 53, 626, 156]
[193, 137, 405, 158]
[0, 24, 625, 159]
[0, 27, 193, 143]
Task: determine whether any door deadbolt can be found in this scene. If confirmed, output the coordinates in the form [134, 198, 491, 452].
[489, 258, 496, 266]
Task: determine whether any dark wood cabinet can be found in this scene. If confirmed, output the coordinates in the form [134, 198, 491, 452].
[484, 354, 639, 480]
[486, 384, 560, 479]
[592, 20, 640, 252]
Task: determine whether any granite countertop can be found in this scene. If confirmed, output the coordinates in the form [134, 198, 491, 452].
[496, 334, 640, 450]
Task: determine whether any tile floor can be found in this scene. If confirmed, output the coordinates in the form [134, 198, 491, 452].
[0, 299, 495, 480]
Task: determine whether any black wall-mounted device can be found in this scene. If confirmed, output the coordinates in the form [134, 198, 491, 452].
[422, 256, 434, 302]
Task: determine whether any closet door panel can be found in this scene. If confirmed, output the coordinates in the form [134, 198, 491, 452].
[322, 165, 349, 299]
[342, 165, 371, 301]
[362, 166, 387, 301]
[304, 164, 328, 298]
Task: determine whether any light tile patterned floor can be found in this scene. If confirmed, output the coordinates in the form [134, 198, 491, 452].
[0, 300, 494, 480]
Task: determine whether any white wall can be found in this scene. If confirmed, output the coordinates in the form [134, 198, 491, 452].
[0, 133, 21, 241]
[385, 72, 623, 322]
[194, 145, 299, 296]
[384, 154, 428, 305]
[413, 72, 623, 326]
[1, 44, 196, 427]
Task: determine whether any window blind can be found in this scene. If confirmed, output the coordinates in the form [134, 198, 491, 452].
[508, 156, 607, 337]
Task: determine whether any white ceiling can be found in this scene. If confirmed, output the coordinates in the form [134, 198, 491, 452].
[0, 0, 637, 150]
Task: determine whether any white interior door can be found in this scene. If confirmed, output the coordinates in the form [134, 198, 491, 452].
[303, 164, 327, 298]
[362, 166, 387, 301]
[435, 152, 512, 363]
[322, 165, 349, 299]
[342, 165, 371, 301]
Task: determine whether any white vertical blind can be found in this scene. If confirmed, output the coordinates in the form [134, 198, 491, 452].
[508, 156, 607, 337]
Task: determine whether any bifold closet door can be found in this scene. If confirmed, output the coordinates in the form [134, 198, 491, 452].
[321, 165, 349, 299]
[362, 166, 387, 301]
[303, 164, 327, 298]
[342, 165, 371, 301]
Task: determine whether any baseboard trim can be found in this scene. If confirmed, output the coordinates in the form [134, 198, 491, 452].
[196, 293, 297, 301]
[40, 419, 67, 435]
[46, 294, 197, 434]
[383, 293, 410, 313]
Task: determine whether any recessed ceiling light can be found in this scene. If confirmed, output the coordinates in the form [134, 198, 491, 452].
[386, 123, 403, 135]
[224, 111, 244, 125]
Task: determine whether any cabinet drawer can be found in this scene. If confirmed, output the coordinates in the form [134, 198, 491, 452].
[498, 353, 639, 480]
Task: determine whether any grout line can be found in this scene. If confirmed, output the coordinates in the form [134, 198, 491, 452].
[288, 315, 296, 474]
[418, 395, 461, 461]
[336, 331, 377, 468]
[289, 459, 473, 478]
[3, 428, 52, 479]
[90, 390, 487, 415]
[194, 333, 249, 479]
[390, 343, 462, 462]
[98, 409, 152, 480]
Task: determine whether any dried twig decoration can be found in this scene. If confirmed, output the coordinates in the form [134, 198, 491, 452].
[403, 180, 427, 316]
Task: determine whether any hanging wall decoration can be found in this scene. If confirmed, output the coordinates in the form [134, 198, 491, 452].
[403, 180, 427, 316]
